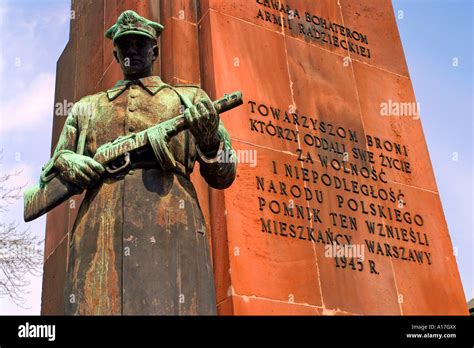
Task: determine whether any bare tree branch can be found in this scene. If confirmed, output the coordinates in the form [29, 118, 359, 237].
[0, 150, 43, 308]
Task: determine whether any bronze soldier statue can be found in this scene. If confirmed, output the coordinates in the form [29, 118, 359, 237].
[33, 10, 238, 315]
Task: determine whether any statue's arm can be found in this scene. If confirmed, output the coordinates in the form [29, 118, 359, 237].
[39, 107, 79, 184]
[193, 88, 237, 190]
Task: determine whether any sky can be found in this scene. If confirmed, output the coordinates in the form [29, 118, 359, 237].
[0, 0, 472, 314]
[392, 0, 473, 303]
[0, 0, 71, 314]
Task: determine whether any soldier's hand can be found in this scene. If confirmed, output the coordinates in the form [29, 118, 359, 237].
[147, 123, 176, 170]
[184, 98, 221, 155]
[55, 152, 105, 189]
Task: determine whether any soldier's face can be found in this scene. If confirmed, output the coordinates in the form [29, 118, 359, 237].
[114, 34, 158, 76]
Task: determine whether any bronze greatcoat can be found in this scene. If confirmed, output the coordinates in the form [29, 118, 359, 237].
[41, 76, 237, 315]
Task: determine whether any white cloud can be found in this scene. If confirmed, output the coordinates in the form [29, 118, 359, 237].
[0, 72, 55, 134]
[1, 162, 36, 188]
[0, 0, 70, 315]
[0, 161, 39, 226]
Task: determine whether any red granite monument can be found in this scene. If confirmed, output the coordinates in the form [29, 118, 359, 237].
[40, 0, 468, 315]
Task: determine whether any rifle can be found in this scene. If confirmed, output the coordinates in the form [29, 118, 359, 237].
[24, 91, 243, 222]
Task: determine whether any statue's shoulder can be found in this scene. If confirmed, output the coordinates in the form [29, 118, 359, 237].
[170, 83, 204, 102]
[75, 91, 107, 105]
[172, 83, 205, 94]
[67, 92, 107, 119]
[172, 83, 201, 89]
[172, 84, 213, 102]
[172, 83, 202, 95]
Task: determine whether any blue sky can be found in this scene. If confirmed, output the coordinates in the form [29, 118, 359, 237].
[0, 0, 472, 314]
[0, 0, 71, 314]
[393, 0, 473, 303]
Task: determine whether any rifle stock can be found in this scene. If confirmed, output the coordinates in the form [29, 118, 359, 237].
[23, 91, 243, 222]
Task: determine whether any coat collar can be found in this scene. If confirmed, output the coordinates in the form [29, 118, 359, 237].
[106, 75, 169, 101]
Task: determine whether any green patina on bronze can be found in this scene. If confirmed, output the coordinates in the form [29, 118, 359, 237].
[24, 10, 242, 315]
[105, 10, 164, 42]
[23, 91, 242, 221]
